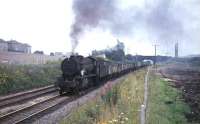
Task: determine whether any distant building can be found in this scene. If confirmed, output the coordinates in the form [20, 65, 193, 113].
[0, 39, 31, 53]
[54, 52, 69, 59]
[92, 39, 125, 61]
[8, 40, 31, 53]
[91, 50, 106, 58]
[50, 52, 55, 56]
[54, 52, 63, 56]
[94, 53, 106, 58]
[34, 50, 44, 54]
[114, 39, 125, 51]
[0, 39, 8, 52]
[50, 52, 71, 58]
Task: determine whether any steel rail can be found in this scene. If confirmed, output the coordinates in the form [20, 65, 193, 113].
[0, 85, 57, 108]
[0, 94, 61, 123]
[14, 97, 73, 124]
[0, 85, 54, 101]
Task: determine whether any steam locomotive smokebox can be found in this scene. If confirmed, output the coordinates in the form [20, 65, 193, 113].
[61, 55, 95, 79]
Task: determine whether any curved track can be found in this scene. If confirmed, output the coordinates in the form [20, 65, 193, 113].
[0, 86, 96, 124]
[0, 94, 72, 124]
[0, 85, 57, 109]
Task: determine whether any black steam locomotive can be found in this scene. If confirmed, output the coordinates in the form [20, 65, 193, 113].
[57, 55, 149, 95]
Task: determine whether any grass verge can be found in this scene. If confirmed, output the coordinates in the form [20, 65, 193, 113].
[147, 69, 190, 124]
[0, 62, 61, 95]
[60, 68, 147, 124]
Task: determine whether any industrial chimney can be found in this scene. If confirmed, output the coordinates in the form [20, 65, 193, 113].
[175, 42, 178, 58]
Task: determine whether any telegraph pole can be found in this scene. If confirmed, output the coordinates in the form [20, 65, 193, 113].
[154, 45, 157, 65]
[153, 44, 159, 68]
[135, 53, 138, 63]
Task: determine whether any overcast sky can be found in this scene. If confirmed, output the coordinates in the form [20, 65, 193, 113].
[0, 0, 199, 56]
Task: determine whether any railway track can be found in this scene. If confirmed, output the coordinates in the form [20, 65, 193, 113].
[0, 85, 57, 109]
[0, 86, 95, 124]
[0, 94, 73, 124]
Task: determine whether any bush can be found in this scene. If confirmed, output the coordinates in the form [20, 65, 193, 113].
[0, 63, 61, 95]
[101, 85, 120, 108]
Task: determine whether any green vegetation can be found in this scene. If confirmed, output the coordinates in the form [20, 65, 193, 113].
[147, 71, 190, 124]
[61, 69, 147, 124]
[60, 67, 191, 124]
[0, 62, 61, 95]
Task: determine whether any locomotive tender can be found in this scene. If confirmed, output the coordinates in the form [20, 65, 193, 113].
[57, 55, 148, 95]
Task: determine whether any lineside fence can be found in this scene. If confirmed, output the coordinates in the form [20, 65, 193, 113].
[140, 67, 150, 124]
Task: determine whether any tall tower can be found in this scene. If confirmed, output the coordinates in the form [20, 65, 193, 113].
[175, 42, 178, 58]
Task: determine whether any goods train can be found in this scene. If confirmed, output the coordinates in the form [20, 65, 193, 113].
[57, 55, 149, 95]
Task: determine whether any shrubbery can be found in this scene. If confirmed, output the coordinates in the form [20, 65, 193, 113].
[0, 62, 61, 95]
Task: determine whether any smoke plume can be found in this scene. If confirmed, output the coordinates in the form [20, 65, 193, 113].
[70, 0, 200, 55]
[70, 0, 116, 52]
[145, 0, 183, 42]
